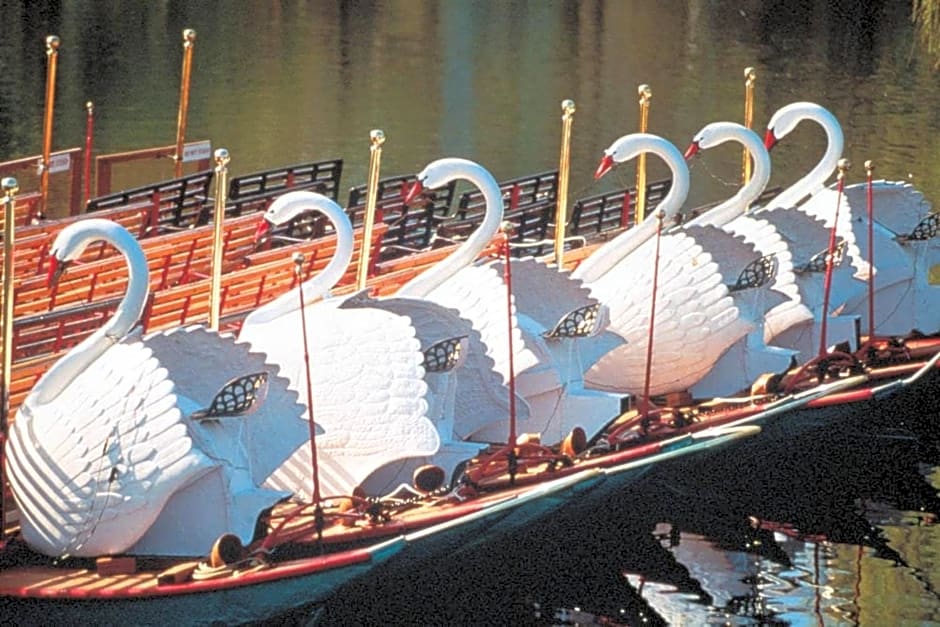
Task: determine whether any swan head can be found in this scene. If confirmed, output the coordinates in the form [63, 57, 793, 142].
[254, 190, 344, 244]
[764, 101, 835, 151]
[687, 121, 759, 156]
[46, 218, 133, 288]
[406, 157, 494, 203]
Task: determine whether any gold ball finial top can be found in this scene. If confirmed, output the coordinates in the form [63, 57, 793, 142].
[214, 148, 230, 168]
[656, 209, 666, 220]
[46, 35, 60, 51]
[745, 66, 756, 80]
[85, 101, 94, 113]
[561, 99, 576, 115]
[183, 29, 197, 43]
[864, 159, 874, 171]
[292, 251, 305, 265]
[370, 129, 386, 146]
[2, 177, 19, 195]
[837, 158, 851, 170]
[638, 84, 652, 100]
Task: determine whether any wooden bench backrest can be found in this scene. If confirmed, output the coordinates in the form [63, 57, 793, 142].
[142, 222, 386, 333]
[225, 159, 345, 240]
[346, 174, 457, 260]
[1, 205, 149, 279]
[85, 170, 214, 235]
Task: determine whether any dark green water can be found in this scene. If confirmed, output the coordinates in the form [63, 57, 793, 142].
[2, 2, 939, 624]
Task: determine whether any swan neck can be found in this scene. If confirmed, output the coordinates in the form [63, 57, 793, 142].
[30, 224, 149, 406]
[767, 108, 843, 210]
[688, 126, 771, 227]
[573, 135, 689, 283]
[397, 162, 504, 297]
[242, 202, 354, 326]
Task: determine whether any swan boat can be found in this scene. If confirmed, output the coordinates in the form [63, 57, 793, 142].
[0, 216, 764, 624]
[8, 220, 937, 623]
[2, 214, 939, 625]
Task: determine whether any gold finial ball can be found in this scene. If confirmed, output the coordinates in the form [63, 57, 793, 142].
[214, 148, 230, 167]
[292, 252, 305, 265]
[46, 35, 60, 50]
[85, 101, 94, 113]
[2, 177, 19, 194]
[370, 129, 386, 146]
[864, 159, 874, 171]
[183, 29, 197, 43]
[638, 84, 652, 98]
[561, 99, 576, 114]
[656, 209, 666, 220]
[499, 220, 516, 233]
[837, 158, 851, 170]
[745, 66, 756, 79]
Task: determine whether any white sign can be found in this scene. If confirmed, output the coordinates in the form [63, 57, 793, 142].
[48, 152, 71, 173]
[182, 140, 212, 163]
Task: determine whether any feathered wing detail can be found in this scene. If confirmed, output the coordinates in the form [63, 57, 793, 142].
[259, 303, 438, 499]
[7, 338, 214, 557]
[583, 230, 751, 395]
[834, 181, 940, 335]
[339, 293, 523, 442]
[424, 262, 539, 383]
[126, 326, 308, 555]
[844, 179, 932, 239]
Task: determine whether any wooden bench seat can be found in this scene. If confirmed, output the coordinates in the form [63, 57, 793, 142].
[1, 205, 149, 280]
[0, 192, 43, 230]
[142, 223, 386, 333]
[10, 298, 121, 363]
[7, 213, 266, 317]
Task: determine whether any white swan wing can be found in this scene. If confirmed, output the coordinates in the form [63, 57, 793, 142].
[143, 326, 308, 485]
[426, 262, 539, 383]
[583, 232, 744, 394]
[260, 303, 437, 498]
[7, 338, 213, 557]
[842, 179, 932, 238]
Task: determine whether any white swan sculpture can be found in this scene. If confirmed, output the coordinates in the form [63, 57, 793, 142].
[572, 133, 789, 397]
[762, 101, 940, 336]
[683, 121, 857, 367]
[237, 191, 441, 500]
[5, 219, 308, 557]
[247, 191, 503, 496]
[400, 158, 625, 445]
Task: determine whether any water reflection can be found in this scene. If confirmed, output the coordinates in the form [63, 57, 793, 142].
[315, 406, 940, 626]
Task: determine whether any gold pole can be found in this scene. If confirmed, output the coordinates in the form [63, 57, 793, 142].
[208, 149, 230, 331]
[2, 177, 19, 427]
[742, 66, 756, 185]
[356, 129, 385, 291]
[553, 99, 576, 267]
[635, 84, 652, 225]
[174, 29, 197, 178]
[39, 35, 61, 218]
[0, 177, 14, 543]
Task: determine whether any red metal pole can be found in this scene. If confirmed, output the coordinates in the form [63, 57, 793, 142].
[294, 252, 324, 540]
[500, 227, 517, 449]
[817, 159, 849, 358]
[865, 160, 875, 341]
[640, 211, 665, 424]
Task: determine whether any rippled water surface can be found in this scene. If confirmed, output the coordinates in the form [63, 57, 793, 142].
[2, 2, 939, 625]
